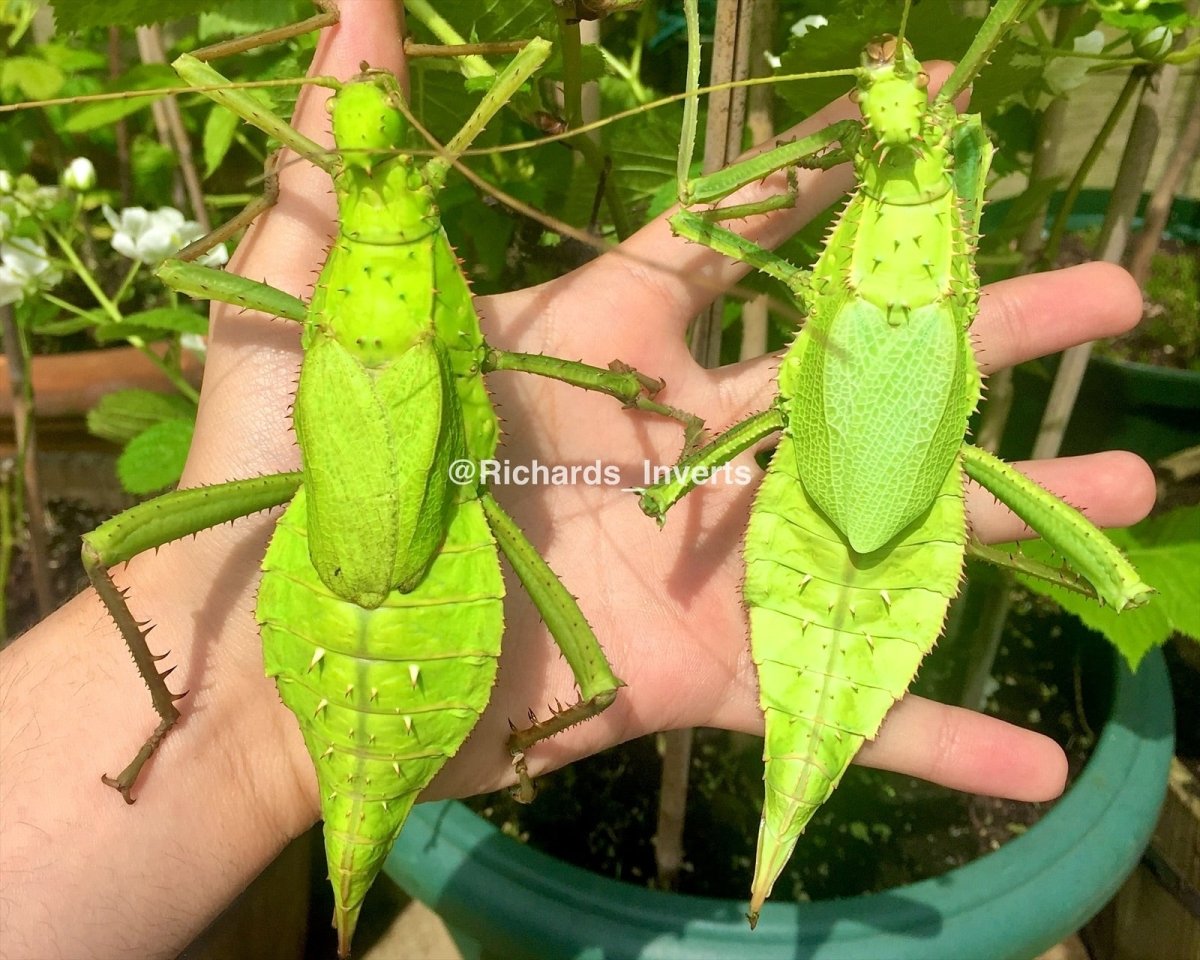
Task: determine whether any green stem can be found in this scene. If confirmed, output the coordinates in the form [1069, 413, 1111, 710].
[46, 225, 122, 323]
[110, 259, 142, 308]
[131, 338, 200, 403]
[40, 292, 99, 322]
[404, 0, 494, 79]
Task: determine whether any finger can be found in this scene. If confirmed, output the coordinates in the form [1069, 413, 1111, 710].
[857, 695, 1068, 802]
[972, 262, 1143, 375]
[711, 687, 1066, 800]
[966, 450, 1156, 544]
[707, 260, 1146, 424]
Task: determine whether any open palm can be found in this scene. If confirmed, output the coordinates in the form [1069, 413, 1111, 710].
[0, 5, 1158, 959]
[184, 0, 1155, 812]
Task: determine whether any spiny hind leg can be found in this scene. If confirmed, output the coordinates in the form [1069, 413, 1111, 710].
[83, 473, 302, 801]
[478, 490, 622, 803]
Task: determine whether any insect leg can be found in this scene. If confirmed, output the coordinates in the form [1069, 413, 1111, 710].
[82, 472, 303, 801]
[671, 211, 811, 304]
[960, 444, 1152, 611]
[157, 255, 308, 323]
[640, 406, 784, 522]
[478, 489, 623, 803]
[681, 119, 861, 208]
[483, 347, 706, 453]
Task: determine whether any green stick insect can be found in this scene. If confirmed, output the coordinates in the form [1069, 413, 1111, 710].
[72, 12, 698, 956]
[640, 0, 1153, 923]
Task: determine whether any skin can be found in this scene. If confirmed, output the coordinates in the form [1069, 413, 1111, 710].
[0, 3, 1157, 958]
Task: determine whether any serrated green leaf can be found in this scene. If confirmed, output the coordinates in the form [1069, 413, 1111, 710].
[88, 389, 197, 444]
[203, 106, 240, 179]
[93, 308, 208, 345]
[126, 308, 210, 335]
[31, 311, 105, 336]
[197, 0, 307, 39]
[116, 419, 194, 495]
[51, 0, 218, 31]
[406, 0, 557, 50]
[131, 135, 178, 207]
[64, 66, 182, 133]
[0, 57, 65, 101]
[1098, 3, 1192, 32]
[34, 44, 108, 72]
[1015, 504, 1200, 670]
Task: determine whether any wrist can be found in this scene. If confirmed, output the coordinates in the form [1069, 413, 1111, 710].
[0, 512, 317, 959]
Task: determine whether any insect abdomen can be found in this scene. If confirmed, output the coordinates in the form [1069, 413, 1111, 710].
[257, 489, 505, 950]
[742, 436, 965, 922]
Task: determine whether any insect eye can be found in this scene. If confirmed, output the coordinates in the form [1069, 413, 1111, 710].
[916, 71, 930, 90]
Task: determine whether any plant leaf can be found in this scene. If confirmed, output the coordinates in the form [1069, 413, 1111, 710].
[88, 389, 197, 444]
[116, 419, 194, 495]
[1015, 504, 1200, 670]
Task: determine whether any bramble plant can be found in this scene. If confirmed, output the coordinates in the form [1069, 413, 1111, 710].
[0, 162, 220, 493]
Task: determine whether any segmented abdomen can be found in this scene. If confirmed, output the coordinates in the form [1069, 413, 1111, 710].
[257, 488, 504, 937]
[742, 435, 965, 919]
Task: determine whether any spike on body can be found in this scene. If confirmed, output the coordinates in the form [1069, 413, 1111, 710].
[257, 77, 506, 954]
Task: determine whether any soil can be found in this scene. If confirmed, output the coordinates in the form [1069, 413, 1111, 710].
[4, 490, 107, 644]
[468, 595, 1108, 902]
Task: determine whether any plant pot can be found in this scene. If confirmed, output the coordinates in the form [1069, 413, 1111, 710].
[1002, 355, 1200, 464]
[384, 643, 1174, 960]
[0, 345, 202, 455]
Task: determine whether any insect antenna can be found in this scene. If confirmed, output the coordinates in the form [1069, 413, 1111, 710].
[898, 0, 914, 48]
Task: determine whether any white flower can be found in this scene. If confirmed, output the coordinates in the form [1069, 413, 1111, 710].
[790, 15, 828, 38]
[0, 171, 12, 194]
[103, 205, 228, 267]
[1045, 30, 1105, 96]
[0, 239, 63, 306]
[62, 157, 96, 192]
[180, 332, 208, 358]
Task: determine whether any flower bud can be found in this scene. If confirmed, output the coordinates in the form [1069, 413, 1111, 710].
[1132, 25, 1173, 61]
[62, 157, 96, 192]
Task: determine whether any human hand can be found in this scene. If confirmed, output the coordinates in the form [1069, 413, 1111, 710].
[0, 6, 1155, 959]
[187, 1, 1156, 810]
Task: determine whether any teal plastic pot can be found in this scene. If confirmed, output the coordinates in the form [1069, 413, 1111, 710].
[385, 646, 1173, 960]
[1004, 354, 1200, 463]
